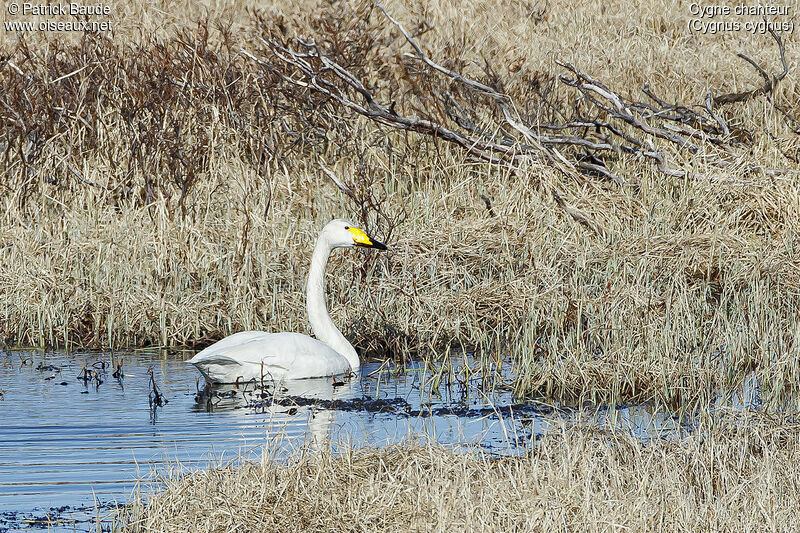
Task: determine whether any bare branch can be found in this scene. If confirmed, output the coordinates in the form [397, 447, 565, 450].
[705, 92, 730, 139]
[374, 3, 503, 99]
[319, 163, 357, 200]
[551, 189, 604, 235]
[713, 28, 787, 106]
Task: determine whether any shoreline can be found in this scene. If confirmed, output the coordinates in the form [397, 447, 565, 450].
[123, 416, 800, 532]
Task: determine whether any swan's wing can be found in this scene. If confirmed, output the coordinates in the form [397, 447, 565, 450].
[191, 331, 276, 359]
[188, 332, 350, 383]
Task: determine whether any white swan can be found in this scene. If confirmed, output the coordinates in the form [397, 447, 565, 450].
[187, 219, 387, 383]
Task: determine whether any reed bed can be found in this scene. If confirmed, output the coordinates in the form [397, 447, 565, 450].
[1, 0, 799, 406]
[123, 414, 800, 532]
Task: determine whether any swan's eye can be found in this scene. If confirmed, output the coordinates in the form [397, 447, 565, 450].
[344, 226, 349, 230]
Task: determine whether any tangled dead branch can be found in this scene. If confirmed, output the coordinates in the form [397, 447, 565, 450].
[241, 3, 795, 232]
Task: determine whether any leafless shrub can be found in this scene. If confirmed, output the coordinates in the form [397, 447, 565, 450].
[0, 22, 276, 216]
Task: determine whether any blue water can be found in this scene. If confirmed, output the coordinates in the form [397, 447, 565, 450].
[0, 349, 693, 531]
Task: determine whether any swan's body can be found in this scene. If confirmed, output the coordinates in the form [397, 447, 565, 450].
[188, 219, 387, 383]
[187, 331, 351, 382]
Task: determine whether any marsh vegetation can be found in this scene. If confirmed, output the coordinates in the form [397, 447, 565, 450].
[125, 417, 800, 532]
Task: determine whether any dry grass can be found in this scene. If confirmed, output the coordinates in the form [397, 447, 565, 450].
[1, 0, 799, 406]
[123, 415, 800, 532]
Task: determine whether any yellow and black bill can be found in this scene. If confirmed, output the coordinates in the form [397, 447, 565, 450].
[349, 227, 388, 250]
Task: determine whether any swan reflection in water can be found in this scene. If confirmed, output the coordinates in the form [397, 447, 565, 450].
[192, 374, 359, 449]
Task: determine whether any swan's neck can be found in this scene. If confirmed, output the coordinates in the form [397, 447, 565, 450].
[306, 235, 360, 371]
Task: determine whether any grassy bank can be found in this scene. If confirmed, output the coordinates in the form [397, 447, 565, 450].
[123, 415, 800, 532]
[1, 0, 799, 406]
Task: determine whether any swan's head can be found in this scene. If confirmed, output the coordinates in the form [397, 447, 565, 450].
[323, 219, 388, 250]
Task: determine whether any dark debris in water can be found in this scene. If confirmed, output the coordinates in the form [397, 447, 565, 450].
[0, 502, 123, 532]
[35, 362, 61, 372]
[112, 359, 124, 379]
[196, 387, 558, 420]
[147, 366, 167, 407]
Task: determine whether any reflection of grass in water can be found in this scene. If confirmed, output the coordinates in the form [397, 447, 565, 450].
[0, 0, 798, 411]
[121, 415, 800, 532]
